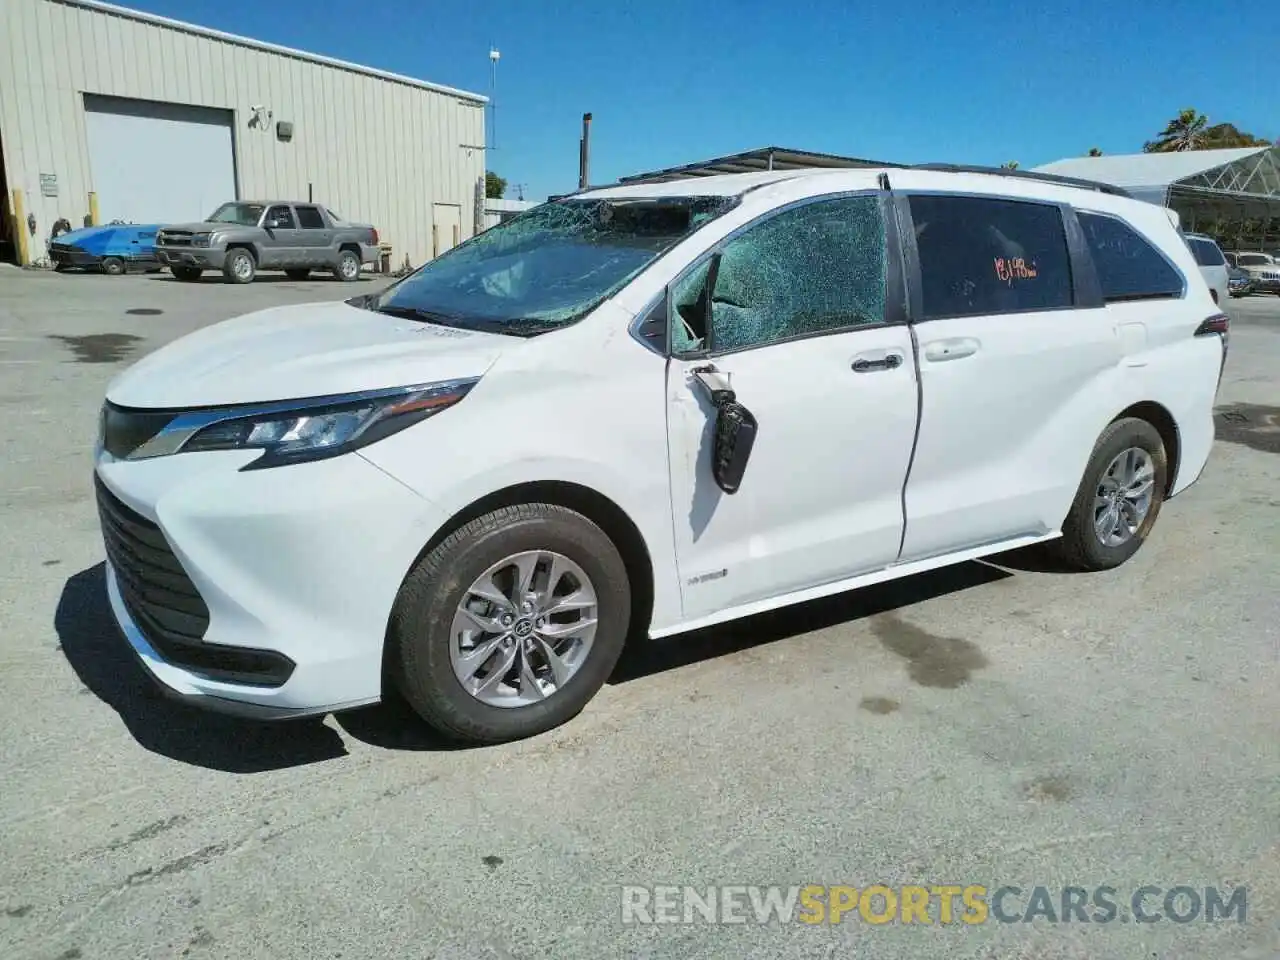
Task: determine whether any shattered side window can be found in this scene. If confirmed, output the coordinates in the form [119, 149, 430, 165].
[708, 196, 887, 352]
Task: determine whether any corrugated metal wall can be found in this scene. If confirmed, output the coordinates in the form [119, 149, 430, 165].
[0, 0, 486, 267]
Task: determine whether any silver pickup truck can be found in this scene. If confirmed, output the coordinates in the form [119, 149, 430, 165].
[155, 201, 380, 284]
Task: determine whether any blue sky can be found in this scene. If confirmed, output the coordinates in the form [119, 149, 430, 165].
[123, 0, 1273, 201]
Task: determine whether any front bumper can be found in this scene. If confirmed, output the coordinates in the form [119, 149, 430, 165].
[157, 247, 226, 269]
[49, 246, 101, 267]
[95, 447, 450, 717]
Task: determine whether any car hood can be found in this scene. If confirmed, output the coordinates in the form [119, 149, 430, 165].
[106, 300, 511, 408]
[160, 221, 230, 233]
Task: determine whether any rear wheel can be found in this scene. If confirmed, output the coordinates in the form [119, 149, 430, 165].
[1048, 417, 1168, 572]
[172, 266, 202, 282]
[222, 248, 256, 284]
[390, 503, 631, 745]
[100, 257, 124, 276]
[285, 267, 310, 281]
[334, 249, 361, 282]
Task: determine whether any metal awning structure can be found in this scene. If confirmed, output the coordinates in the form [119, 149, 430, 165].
[617, 146, 895, 184]
[1033, 147, 1280, 250]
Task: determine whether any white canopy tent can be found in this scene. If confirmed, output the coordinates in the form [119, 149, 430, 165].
[1034, 147, 1280, 251]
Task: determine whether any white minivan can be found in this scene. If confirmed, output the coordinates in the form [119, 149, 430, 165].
[95, 166, 1228, 744]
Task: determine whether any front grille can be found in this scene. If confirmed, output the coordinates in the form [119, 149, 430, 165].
[101, 402, 175, 459]
[159, 233, 192, 247]
[95, 475, 295, 687]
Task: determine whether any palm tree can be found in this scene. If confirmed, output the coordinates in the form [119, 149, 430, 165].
[1088, 147, 1102, 157]
[1144, 109, 1209, 153]
[1001, 161, 1019, 170]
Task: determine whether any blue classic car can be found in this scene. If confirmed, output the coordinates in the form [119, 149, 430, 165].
[47, 223, 163, 275]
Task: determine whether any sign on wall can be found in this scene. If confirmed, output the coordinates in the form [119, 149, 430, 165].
[39, 173, 58, 197]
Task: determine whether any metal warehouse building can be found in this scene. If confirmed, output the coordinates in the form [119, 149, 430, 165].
[0, 0, 487, 268]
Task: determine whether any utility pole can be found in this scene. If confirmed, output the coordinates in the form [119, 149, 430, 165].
[488, 47, 500, 153]
[579, 112, 592, 189]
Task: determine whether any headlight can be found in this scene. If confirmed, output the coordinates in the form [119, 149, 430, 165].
[178, 378, 479, 469]
[190, 233, 213, 247]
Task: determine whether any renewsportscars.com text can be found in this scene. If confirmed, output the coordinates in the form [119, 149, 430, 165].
[620, 884, 1248, 925]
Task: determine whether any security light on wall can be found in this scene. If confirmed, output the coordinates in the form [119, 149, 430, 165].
[276, 120, 294, 142]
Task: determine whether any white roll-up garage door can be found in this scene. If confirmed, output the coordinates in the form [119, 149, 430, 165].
[83, 94, 236, 224]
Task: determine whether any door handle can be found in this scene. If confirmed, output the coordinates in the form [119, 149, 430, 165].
[923, 338, 979, 362]
[852, 353, 904, 373]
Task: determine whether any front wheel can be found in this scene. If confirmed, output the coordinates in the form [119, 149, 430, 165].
[222, 249, 256, 284]
[334, 250, 361, 282]
[100, 257, 124, 276]
[1048, 417, 1168, 572]
[390, 503, 632, 745]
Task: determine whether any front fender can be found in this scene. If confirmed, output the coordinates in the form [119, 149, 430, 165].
[359, 453, 683, 634]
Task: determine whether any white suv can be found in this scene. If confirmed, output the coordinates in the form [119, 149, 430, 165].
[94, 165, 1228, 744]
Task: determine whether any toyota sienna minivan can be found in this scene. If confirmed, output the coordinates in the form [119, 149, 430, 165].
[95, 165, 1227, 744]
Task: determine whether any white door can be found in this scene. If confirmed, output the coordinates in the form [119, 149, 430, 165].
[665, 194, 920, 620]
[433, 203, 463, 257]
[83, 94, 236, 224]
[899, 193, 1122, 562]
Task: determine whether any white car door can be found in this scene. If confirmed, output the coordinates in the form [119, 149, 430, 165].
[897, 192, 1122, 562]
[663, 193, 920, 622]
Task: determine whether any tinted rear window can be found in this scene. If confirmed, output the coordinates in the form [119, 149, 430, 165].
[909, 195, 1074, 318]
[1237, 254, 1270, 266]
[1079, 212, 1183, 302]
[1187, 237, 1225, 267]
[295, 205, 325, 229]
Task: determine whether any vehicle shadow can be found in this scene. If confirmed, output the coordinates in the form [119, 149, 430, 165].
[609, 559, 1013, 683]
[56, 563, 350, 773]
[58, 558, 1018, 763]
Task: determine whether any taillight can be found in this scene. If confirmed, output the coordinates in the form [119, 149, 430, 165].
[1196, 312, 1230, 390]
[370, 227, 379, 246]
[1194, 313, 1229, 337]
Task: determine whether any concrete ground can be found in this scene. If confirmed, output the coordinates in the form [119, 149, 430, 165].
[0, 267, 1277, 960]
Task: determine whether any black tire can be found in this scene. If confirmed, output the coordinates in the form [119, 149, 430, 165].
[334, 249, 361, 282]
[53, 263, 68, 273]
[222, 248, 256, 284]
[390, 503, 632, 745]
[172, 266, 202, 282]
[1048, 417, 1168, 572]
[285, 267, 310, 281]
[100, 257, 124, 276]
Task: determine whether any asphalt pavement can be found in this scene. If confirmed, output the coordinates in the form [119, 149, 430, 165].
[1, 266, 1277, 960]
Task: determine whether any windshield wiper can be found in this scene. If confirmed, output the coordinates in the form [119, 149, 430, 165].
[471, 319, 564, 338]
[371, 304, 473, 330]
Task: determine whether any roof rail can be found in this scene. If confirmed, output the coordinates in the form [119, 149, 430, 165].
[908, 163, 1134, 199]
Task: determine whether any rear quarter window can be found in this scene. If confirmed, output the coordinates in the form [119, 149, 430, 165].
[1078, 212, 1184, 302]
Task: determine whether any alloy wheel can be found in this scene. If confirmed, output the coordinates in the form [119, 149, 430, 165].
[1093, 446, 1155, 547]
[450, 550, 599, 707]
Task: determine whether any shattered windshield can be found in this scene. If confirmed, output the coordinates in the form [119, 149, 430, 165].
[206, 203, 265, 226]
[370, 196, 738, 335]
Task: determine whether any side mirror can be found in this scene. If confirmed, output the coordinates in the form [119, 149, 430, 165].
[692, 366, 758, 495]
[712, 399, 757, 494]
